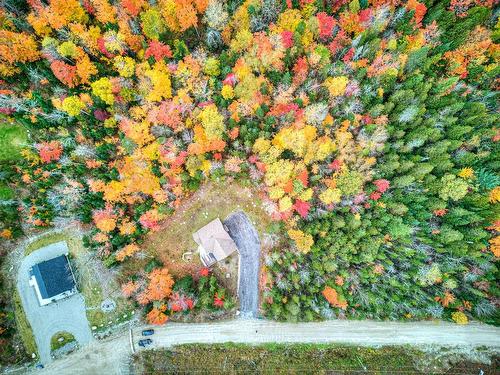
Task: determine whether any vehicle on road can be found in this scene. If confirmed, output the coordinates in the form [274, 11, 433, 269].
[138, 339, 152, 347]
[141, 329, 154, 336]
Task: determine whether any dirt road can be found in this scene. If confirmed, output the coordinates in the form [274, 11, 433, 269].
[31, 319, 500, 375]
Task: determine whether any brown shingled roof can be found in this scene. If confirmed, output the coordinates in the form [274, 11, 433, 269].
[193, 218, 238, 266]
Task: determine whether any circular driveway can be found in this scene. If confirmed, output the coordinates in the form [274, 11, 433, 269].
[17, 241, 93, 364]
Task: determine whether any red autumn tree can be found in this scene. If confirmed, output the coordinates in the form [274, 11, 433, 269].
[50, 60, 78, 87]
[373, 179, 390, 193]
[213, 292, 224, 308]
[144, 40, 173, 61]
[293, 199, 310, 218]
[39, 141, 63, 163]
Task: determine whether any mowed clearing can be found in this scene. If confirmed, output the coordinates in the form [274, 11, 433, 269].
[141, 179, 273, 277]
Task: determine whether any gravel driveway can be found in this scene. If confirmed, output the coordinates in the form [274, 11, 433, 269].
[17, 241, 93, 365]
[224, 211, 260, 318]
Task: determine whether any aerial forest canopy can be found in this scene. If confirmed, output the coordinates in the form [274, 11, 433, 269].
[0, 0, 498, 333]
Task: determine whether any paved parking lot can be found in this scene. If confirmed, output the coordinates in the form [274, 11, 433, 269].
[17, 241, 92, 364]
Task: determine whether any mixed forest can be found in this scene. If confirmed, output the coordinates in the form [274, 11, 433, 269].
[0, 0, 499, 365]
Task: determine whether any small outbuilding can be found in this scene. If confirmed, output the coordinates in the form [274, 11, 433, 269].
[193, 218, 239, 267]
[29, 254, 77, 306]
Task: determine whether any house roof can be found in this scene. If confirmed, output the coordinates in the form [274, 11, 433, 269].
[30, 255, 76, 299]
[193, 218, 238, 266]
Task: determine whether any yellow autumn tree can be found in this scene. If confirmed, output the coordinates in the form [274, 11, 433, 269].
[288, 229, 314, 253]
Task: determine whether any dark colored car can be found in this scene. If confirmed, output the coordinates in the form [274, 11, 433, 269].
[138, 338, 153, 347]
[142, 329, 155, 336]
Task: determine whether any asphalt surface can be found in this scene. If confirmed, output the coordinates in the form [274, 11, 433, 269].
[32, 319, 500, 375]
[16, 241, 93, 365]
[223, 211, 261, 318]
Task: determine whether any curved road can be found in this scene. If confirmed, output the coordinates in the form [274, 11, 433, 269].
[223, 211, 260, 318]
[31, 319, 500, 375]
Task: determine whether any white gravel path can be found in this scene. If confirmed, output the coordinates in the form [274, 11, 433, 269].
[16, 241, 92, 365]
[30, 319, 500, 375]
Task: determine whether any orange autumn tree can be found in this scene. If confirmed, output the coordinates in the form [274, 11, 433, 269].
[158, 0, 208, 33]
[322, 286, 348, 310]
[0, 29, 40, 76]
[115, 243, 140, 262]
[121, 281, 140, 298]
[137, 267, 174, 305]
[38, 140, 63, 163]
[146, 305, 168, 325]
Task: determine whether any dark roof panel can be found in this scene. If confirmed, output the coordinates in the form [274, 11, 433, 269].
[31, 255, 76, 299]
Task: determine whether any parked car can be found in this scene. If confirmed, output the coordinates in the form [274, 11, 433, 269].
[138, 339, 153, 347]
[142, 329, 155, 336]
[35, 363, 44, 370]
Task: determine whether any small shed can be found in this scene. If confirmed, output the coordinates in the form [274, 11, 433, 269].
[193, 218, 239, 267]
[29, 254, 77, 306]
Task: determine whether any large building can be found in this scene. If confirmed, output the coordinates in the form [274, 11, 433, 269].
[193, 218, 239, 267]
[29, 254, 77, 306]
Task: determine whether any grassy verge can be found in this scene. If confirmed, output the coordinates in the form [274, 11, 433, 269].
[85, 296, 134, 331]
[132, 343, 499, 375]
[50, 332, 76, 351]
[12, 291, 38, 359]
[24, 232, 69, 256]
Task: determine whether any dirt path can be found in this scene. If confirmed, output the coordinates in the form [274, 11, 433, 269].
[31, 319, 500, 375]
[223, 211, 260, 318]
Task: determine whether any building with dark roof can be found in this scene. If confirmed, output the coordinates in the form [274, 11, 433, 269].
[29, 254, 77, 306]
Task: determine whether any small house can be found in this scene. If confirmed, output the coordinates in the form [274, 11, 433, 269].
[193, 218, 239, 267]
[29, 254, 77, 306]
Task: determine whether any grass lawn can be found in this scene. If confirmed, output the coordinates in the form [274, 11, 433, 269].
[0, 122, 28, 161]
[132, 343, 499, 375]
[23, 230, 135, 332]
[135, 178, 273, 278]
[50, 331, 75, 352]
[24, 232, 69, 256]
[12, 291, 38, 359]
